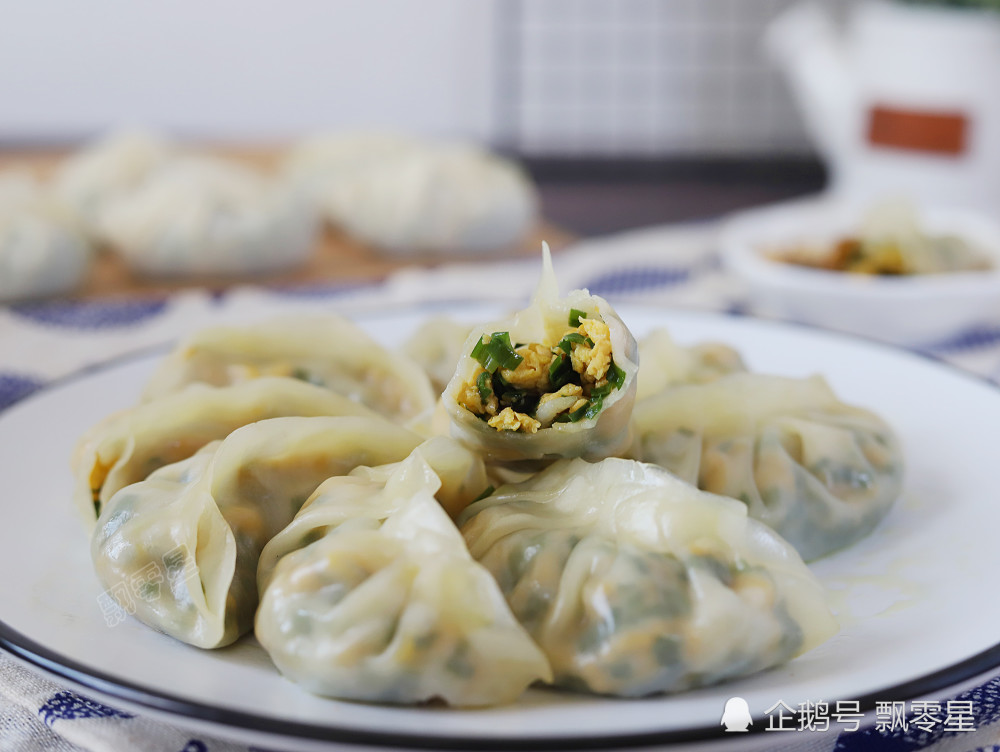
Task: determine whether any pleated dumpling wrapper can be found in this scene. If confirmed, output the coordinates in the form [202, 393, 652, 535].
[442, 245, 639, 463]
[255, 444, 551, 707]
[459, 457, 837, 697]
[630, 372, 904, 561]
[72, 377, 380, 528]
[257, 436, 488, 587]
[91, 415, 421, 649]
[142, 315, 435, 425]
[634, 328, 745, 400]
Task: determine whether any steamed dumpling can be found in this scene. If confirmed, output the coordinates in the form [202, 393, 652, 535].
[635, 328, 745, 400]
[460, 457, 837, 697]
[630, 372, 904, 561]
[71, 377, 380, 527]
[442, 246, 638, 463]
[92, 415, 421, 648]
[286, 133, 537, 255]
[142, 315, 436, 424]
[284, 131, 424, 191]
[98, 156, 318, 277]
[257, 436, 488, 585]
[256, 444, 551, 706]
[0, 171, 92, 301]
[257, 436, 488, 587]
[52, 130, 172, 240]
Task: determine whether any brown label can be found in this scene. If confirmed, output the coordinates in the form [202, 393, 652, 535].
[867, 105, 968, 156]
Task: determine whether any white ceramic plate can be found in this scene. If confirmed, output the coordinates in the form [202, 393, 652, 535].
[1, 304, 998, 751]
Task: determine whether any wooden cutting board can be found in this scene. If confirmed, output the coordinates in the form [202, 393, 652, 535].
[0, 146, 575, 300]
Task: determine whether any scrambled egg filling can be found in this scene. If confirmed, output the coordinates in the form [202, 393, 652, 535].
[572, 318, 613, 385]
[460, 315, 623, 433]
[499, 343, 551, 391]
[538, 383, 583, 407]
[488, 407, 541, 434]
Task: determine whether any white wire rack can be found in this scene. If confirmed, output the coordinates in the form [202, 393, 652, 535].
[496, 0, 829, 157]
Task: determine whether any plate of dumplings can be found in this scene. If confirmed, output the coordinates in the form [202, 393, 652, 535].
[0, 251, 997, 751]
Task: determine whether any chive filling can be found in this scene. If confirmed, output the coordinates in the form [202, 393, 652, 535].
[458, 311, 626, 432]
[470, 332, 524, 373]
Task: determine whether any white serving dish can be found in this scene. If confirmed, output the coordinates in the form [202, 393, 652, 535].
[3, 304, 1000, 751]
[719, 198, 1000, 347]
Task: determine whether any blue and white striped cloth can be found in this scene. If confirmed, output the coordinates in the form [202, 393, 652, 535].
[1, 220, 999, 752]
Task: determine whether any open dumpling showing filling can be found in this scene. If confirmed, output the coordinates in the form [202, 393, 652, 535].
[442, 245, 638, 463]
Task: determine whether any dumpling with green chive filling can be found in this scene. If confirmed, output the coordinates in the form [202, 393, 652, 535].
[91, 415, 421, 649]
[459, 457, 837, 697]
[255, 444, 551, 706]
[442, 243, 638, 463]
[629, 372, 904, 561]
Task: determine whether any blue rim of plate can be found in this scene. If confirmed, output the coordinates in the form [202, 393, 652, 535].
[1, 309, 999, 749]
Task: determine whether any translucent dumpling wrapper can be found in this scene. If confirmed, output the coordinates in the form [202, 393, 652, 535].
[442, 247, 639, 463]
[459, 457, 837, 697]
[0, 171, 92, 301]
[91, 415, 421, 649]
[97, 156, 319, 277]
[287, 133, 537, 255]
[255, 446, 551, 706]
[52, 130, 173, 241]
[142, 315, 436, 425]
[258, 436, 489, 588]
[401, 315, 473, 396]
[630, 372, 904, 561]
[635, 328, 745, 401]
[71, 377, 380, 527]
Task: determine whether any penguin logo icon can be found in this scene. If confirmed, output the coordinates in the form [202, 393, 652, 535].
[721, 697, 752, 732]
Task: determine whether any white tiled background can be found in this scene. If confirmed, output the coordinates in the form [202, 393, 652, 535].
[0, 0, 837, 157]
[498, 0, 821, 156]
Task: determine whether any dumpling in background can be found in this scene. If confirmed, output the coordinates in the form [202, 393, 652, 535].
[284, 131, 424, 190]
[635, 328, 745, 400]
[142, 315, 436, 425]
[402, 315, 473, 396]
[91, 415, 421, 649]
[285, 132, 538, 255]
[460, 457, 837, 697]
[256, 445, 551, 706]
[0, 171, 92, 301]
[630, 373, 904, 561]
[71, 377, 380, 527]
[52, 130, 172, 241]
[98, 156, 318, 277]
